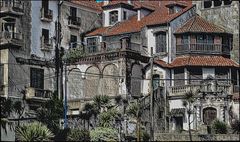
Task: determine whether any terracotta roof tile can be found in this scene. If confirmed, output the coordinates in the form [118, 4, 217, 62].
[86, 1, 193, 36]
[175, 15, 228, 34]
[70, 0, 103, 13]
[170, 55, 239, 68]
[154, 60, 172, 68]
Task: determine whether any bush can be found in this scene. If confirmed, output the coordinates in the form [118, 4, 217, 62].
[67, 129, 90, 141]
[90, 127, 118, 141]
[141, 130, 150, 141]
[212, 119, 228, 134]
[16, 122, 54, 141]
[231, 119, 240, 134]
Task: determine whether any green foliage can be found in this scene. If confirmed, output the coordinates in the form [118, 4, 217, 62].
[212, 119, 228, 134]
[231, 119, 240, 134]
[141, 130, 150, 141]
[0, 97, 13, 118]
[16, 122, 54, 141]
[65, 47, 85, 62]
[127, 102, 140, 118]
[99, 108, 119, 127]
[67, 129, 90, 141]
[93, 95, 110, 112]
[90, 127, 118, 141]
[36, 93, 64, 134]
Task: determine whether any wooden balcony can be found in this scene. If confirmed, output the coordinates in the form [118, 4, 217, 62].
[169, 84, 232, 97]
[0, 0, 24, 17]
[40, 8, 53, 22]
[68, 16, 81, 29]
[0, 31, 23, 49]
[40, 36, 53, 51]
[176, 43, 230, 55]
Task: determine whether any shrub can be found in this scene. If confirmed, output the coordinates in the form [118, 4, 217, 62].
[212, 119, 228, 134]
[67, 129, 90, 141]
[16, 122, 54, 141]
[231, 119, 240, 134]
[90, 127, 118, 141]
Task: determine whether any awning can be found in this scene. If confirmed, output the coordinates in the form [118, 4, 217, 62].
[171, 108, 185, 117]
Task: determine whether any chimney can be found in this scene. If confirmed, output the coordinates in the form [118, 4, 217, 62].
[104, 0, 109, 6]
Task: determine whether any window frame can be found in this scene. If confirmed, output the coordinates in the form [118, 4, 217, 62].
[155, 31, 167, 53]
[109, 10, 118, 25]
[70, 35, 77, 48]
[87, 37, 98, 53]
[30, 68, 44, 89]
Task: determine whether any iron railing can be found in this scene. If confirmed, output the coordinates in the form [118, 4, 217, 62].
[41, 8, 53, 20]
[68, 16, 81, 26]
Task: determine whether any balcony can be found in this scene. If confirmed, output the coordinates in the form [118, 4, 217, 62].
[68, 16, 81, 29]
[0, 0, 24, 17]
[26, 87, 53, 101]
[169, 84, 232, 97]
[40, 8, 53, 22]
[67, 41, 149, 64]
[40, 36, 53, 51]
[0, 31, 23, 49]
[176, 43, 230, 55]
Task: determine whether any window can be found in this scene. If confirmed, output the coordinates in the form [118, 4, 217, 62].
[155, 32, 166, 53]
[169, 7, 175, 14]
[87, 37, 98, 53]
[214, 0, 222, 7]
[181, 35, 189, 44]
[123, 11, 127, 20]
[196, 35, 214, 44]
[110, 11, 118, 25]
[0, 64, 3, 91]
[152, 74, 160, 90]
[42, 29, 49, 44]
[204, 0, 212, 8]
[42, 0, 49, 14]
[223, 0, 232, 5]
[70, 7, 77, 18]
[30, 68, 44, 89]
[70, 35, 77, 48]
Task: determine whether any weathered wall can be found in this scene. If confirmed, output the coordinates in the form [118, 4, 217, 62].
[193, 1, 239, 63]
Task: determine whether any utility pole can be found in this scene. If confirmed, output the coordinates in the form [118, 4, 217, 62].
[64, 58, 68, 128]
[149, 47, 154, 141]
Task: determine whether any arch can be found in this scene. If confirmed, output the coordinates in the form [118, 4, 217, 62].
[84, 66, 100, 98]
[101, 64, 119, 96]
[203, 107, 217, 125]
[68, 68, 84, 100]
[131, 64, 143, 96]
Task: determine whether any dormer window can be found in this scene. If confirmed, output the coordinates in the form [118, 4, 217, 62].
[123, 11, 127, 20]
[110, 10, 118, 25]
[169, 7, 175, 14]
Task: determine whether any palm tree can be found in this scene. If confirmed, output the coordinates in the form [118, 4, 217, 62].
[83, 102, 95, 130]
[99, 108, 118, 127]
[13, 101, 25, 126]
[182, 91, 195, 141]
[15, 122, 54, 141]
[0, 97, 13, 133]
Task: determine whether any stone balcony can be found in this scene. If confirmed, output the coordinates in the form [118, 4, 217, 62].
[0, 31, 23, 49]
[169, 84, 232, 97]
[40, 36, 53, 51]
[68, 16, 81, 29]
[25, 87, 53, 101]
[0, 0, 24, 17]
[176, 43, 230, 55]
[40, 8, 53, 22]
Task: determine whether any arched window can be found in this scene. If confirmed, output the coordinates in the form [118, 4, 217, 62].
[109, 10, 118, 25]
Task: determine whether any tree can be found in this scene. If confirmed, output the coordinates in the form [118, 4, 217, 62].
[36, 92, 64, 134]
[82, 102, 96, 130]
[15, 122, 54, 141]
[182, 91, 195, 141]
[99, 108, 119, 127]
[13, 101, 25, 126]
[0, 97, 13, 133]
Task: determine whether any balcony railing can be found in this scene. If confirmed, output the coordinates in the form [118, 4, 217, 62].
[26, 87, 53, 100]
[176, 43, 230, 55]
[68, 16, 81, 28]
[40, 8, 53, 22]
[169, 84, 232, 96]
[0, 0, 24, 16]
[0, 31, 23, 48]
[40, 36, 53, 51]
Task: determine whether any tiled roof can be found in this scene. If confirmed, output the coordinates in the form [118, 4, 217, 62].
[69, 0, 103, 13]
[86, 1, 193, 36]
[175, 15, 228, 34]
[154, 60, 172, 68]
[170, 55, 239, 68]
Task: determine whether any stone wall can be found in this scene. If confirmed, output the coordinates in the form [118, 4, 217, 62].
[193, 1, 239, 63]
[155, 133, 240, 141]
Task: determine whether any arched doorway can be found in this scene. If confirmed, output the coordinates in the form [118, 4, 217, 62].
[203, 107, 217, 125]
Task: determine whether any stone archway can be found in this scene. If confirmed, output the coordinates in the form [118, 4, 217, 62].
[203, 107, 217, 125]
[84, 66, 100, 98]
